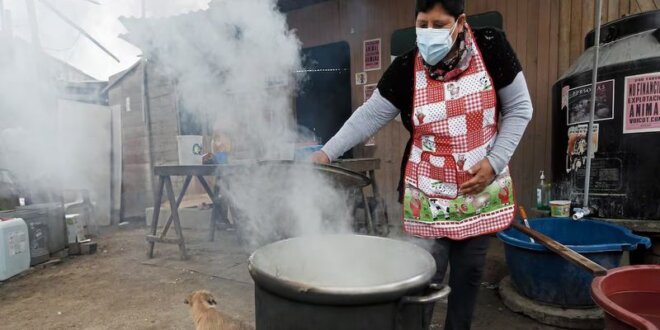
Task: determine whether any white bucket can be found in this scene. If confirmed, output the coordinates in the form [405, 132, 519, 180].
[177, 135, 204, 165]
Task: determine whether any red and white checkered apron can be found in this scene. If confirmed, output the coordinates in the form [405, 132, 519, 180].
[402, 29, 515, 240]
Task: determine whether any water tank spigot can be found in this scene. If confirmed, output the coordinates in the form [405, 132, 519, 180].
[572, 207, 593, 221]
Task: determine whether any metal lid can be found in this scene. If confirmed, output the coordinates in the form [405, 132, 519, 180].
[248, 234, 436, 305]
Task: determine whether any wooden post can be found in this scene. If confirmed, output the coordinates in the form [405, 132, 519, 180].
[24, 0, 41, 48]
[0, 0, 5, 33]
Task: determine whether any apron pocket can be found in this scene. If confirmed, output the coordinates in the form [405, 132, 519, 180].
[416, 155, 459, 199]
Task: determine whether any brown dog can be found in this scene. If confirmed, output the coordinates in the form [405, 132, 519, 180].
[184, 290, 253, 330]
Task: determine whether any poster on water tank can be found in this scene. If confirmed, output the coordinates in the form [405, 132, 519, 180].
[567, 80, 615, 125]
[566, 123, 599, 173]
[623, 72, 660, 134]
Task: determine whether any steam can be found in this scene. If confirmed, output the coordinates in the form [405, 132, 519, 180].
[1, 0, 359, 247]
[125, 0, 356, 249]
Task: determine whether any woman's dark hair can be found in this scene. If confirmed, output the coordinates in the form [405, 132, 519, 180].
[415, 0, 465, 18]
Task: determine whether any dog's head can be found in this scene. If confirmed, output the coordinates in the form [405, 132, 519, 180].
[184, 290, 217, 307]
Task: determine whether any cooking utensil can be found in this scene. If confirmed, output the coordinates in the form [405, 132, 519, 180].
[249, 234, 450, 330]
[518, 206, 534, 243]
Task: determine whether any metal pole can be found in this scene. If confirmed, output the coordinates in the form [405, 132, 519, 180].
[583, 0, 603, 208]
[38, 0, 120, 62]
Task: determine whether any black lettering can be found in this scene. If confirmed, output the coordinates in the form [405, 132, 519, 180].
[629, 104, 635, 118]
[635, 104, 642, 117]
[646, 103, 654, 116]
[655, 103, 659, 116]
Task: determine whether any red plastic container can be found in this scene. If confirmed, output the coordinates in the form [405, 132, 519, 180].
[591, 265, 660, 330]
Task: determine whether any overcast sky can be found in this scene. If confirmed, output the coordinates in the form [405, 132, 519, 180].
[3, 0, 211, 80]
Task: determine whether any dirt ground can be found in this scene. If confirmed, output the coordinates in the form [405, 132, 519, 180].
[0, 224, 561, 330]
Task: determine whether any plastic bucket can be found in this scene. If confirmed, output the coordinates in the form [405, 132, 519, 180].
[591, 265, 660, 330]
[497, 218, 651, 307]
[549, 200, 571, 217]
[177, 135, 203, 165]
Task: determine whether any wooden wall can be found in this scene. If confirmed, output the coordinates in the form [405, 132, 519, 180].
[108, 61, 182, 219]
[109, 64, 152, 219]
[287, 0, 655, 219]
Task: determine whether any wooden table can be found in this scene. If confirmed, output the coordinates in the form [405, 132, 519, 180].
[147, 159, 385, 259]
[333, 158, 388, 235]
[146, 165, 236, 259]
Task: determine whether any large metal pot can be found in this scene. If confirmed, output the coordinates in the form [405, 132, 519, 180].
[222, 161, 371, 249]
[248, 234, 450, 330]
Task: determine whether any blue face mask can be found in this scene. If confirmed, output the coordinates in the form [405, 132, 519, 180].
[416, 22, 458, 66]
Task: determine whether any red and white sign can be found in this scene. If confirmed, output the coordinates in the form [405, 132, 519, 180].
[363, 38, 381, 71]
[623, 72, 660, 134]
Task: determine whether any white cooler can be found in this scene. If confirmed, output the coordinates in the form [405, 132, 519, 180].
[0, 217, 30, 281]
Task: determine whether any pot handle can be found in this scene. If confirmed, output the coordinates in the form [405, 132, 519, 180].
[400, 283, 451, 304]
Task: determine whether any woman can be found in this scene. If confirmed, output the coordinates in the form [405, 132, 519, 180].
[312, 0, 533, 328]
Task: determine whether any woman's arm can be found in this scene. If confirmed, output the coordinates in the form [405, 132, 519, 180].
[320, 89, 400, 161]
[486, 72, 533, 174]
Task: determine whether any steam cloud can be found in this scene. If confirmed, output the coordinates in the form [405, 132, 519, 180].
[129, 0, 356, 249]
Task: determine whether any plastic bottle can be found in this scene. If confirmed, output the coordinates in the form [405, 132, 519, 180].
[536, 171, 551, 210]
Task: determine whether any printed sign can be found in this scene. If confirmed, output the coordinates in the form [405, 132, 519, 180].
[566, 123, 599, 173]
[567, 80, 615, 125]
[363, 38, 381, 71]
[573, 158, 623, 192]
[355, 72, 368, 85]
[364, 83, 377, 102]
[561, 85, 570, 111]
[623, 72, 660, 134]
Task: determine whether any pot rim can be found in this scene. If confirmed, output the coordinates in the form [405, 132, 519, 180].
[248, 234, 437, 305]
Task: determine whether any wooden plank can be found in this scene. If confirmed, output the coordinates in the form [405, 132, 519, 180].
[145, 235, 182, 245]
[515, 0, 529, 68]
[582, 0, 595, 50]
[505, 0, 518, 40]
[655, 0, 660, 10]
[620, 0, 632, 15]
[635, 0, 657, 11]
[546, 0, 560, 177]
[535, 0, 551, 181]
[523, 0, 539, 209]
[607, 0, 620, 22]
[569, 0, 583, 65]
[558, 0, 572, 74]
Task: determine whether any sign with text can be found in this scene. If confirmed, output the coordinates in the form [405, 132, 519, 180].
[363, 38, 381, 71]
[623, 72, 660, 134]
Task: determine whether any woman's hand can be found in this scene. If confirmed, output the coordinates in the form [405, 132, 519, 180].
[460, 158, 495, 195]
[310, 150, 331, 164]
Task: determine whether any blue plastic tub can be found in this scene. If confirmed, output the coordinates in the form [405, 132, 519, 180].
[497, 218, 651, 307]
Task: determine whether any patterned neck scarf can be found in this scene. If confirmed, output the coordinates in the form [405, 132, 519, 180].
[425, 27, 475, 82]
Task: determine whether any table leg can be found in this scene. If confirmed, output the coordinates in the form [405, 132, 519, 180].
[164, 176, 188, 260]
[196, 175, 219, 242]
[368, 169, 389, 236]
[160, 175, 192, 239]
[147, 176, 165, 258]
[362, 189, 375, 235]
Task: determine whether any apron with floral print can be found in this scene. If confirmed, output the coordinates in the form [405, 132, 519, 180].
[403, 27, 515, 240]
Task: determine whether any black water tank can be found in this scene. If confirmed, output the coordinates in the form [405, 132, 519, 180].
[551, 10, 660, 220]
